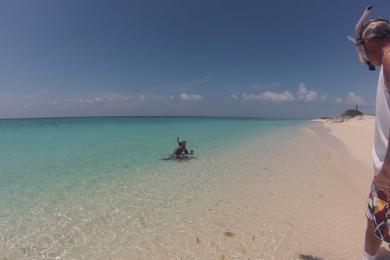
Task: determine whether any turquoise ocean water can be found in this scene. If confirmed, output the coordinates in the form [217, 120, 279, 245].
[0, 117, 303, 258]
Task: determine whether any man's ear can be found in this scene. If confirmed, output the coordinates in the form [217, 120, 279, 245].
[364, 39, 375, 53]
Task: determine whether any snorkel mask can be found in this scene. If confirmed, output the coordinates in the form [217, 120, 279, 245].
[348, 6, 376, 71]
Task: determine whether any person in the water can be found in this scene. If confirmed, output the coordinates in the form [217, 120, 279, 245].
[173, 137, 193, 159]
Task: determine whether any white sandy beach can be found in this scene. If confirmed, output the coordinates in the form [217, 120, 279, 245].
[320, 116, 375, 193]
[124, 117, 382, 259]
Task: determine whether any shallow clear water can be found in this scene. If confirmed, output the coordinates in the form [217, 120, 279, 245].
[0, 117, 304, 258]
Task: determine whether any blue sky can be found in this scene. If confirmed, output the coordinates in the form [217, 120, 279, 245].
[0, 0, 387, 119]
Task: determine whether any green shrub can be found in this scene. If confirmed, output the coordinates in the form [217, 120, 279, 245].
[341, 109, 363, 118]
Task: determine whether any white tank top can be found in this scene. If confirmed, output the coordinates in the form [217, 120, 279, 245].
[373, 66, 390, 175]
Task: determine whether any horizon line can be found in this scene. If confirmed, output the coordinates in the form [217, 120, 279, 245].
[0, 114, 310, 121]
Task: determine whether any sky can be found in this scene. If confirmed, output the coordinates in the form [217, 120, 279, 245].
[0, 0, 388, 119]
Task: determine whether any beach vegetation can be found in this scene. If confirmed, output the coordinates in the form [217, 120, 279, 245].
[341, 108, 364, 118]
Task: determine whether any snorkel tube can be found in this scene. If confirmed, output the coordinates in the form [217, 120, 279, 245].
[352, 6, 376, 71]
[355, 6, 373, 36]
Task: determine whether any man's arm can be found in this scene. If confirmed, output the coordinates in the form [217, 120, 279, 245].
[374, 52, 390, 194]
[383, 50, 390, 91]
[380, 51, 390, 173]
[374, 133, 390, 195]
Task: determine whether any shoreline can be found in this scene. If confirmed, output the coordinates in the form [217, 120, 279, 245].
[1, 118, 384, 259]
[306, 121, 372, 196]
[126, 122, 371, 259]
[307, 116, 390, 259]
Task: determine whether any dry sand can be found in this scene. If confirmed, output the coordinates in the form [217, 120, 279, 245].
[123, 116, 386, 259]
[319, 116, 375, 194]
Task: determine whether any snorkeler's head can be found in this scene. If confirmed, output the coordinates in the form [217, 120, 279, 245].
[351, 6, 390, 70]
[362, 19, 390, 67]
[359, 16, 390, 42]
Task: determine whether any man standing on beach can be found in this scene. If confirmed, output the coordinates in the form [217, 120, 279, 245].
[352, 6, 390, 260]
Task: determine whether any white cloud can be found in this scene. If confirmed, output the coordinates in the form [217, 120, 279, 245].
[320, 94, 328, 101]
[179, 93, 203, 101]
[97, 94, 146, 103]
[78, 98, 94, 104]
[297, 83, 318, 102]
[54, 94, 147, 106]
[261, 91, 295, 102]
[248, 82, 280, 91]
[334, 97, 342, 104]
[237, 83, 322, 103]
[242, 90, 295, 102]
[345, 92, 367, 106]
[104, 94, 146, 102]
[231, 94, 239, 99]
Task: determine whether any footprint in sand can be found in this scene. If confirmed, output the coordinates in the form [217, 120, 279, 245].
[299, 254, 323, 260]
[224, 231, 235, 238]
